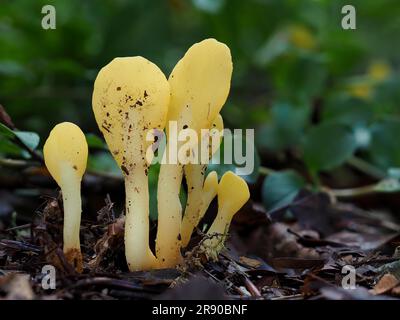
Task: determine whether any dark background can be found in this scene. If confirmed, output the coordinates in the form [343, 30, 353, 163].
[1, 0, 400, 207]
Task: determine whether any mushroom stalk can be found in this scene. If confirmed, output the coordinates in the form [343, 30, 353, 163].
[123, 119, 158, 270]
[181, 168, 218, 247]
[180, 165, 205, 246]
[125, 160, 158, 270]
[60, 165, 82, 254]
[156, 163, 184, 267]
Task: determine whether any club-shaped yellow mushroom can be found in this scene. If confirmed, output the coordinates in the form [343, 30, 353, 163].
[181, 114, 224, 247]
[92, 57, 170, 271]
[43, 122, 88, 272]
[203, 171, 250, 260]
[156, 39, 232, 267]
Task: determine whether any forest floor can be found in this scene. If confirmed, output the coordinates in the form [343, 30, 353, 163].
[1, 186, 400, 300]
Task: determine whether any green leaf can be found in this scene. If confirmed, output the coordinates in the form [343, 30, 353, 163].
[256, 102, 309, 151]
[0, 61, 25, 76]
[88, 152, 122, 177]
[388, 168, 400, 179]
[0, 138, 24, 156]
[262, 170, 306, 212]
[368, 120, 400, 169]
[207, 132, 260, 184]
[14, 131, 40, 150]
[303, 123, 357, 172]
[322, 95, 372, 127]
[373, 178, 400, 193]
[0, 123, 15, 138]
[192, 0, 225, 13]
[85, 133, 106, 149]
[269, 53, 328, 101]
[0, 123, 40, 156]
[255, 30, 290, 66]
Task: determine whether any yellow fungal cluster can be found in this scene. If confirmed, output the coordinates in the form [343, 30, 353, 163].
[43, 39, 250, 272]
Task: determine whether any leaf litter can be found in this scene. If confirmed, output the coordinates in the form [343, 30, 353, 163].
[1, 178, 400, 300]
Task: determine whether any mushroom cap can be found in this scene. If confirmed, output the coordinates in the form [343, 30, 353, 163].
[167, 38, 232, 134]
[43, 122, 88, 186]
[209, 113, 224, 159]
[211, 114, 224, 133]
[92, 56, 170, 166]
[203, 171, 218, 193]
[218, 171, 250, 217]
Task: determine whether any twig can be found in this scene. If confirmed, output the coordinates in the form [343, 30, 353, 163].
[0, 239, 42, 253]
[328, 183, 378, 198]
[347, 156, 386, 180]
[0, 158, 39, 167]
[5, 224, 31, 232]
[244, 277, 262, 297]
[259, 166, 275, 176]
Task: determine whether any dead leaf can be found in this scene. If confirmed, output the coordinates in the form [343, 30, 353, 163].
[326, 231, 398, 251]
[265, 223, 320, 260]
[391, 285, 400, 296]
[0, 273, 34, 299]
[370, 273, 399, 295]
[239, 256, 261, 268]
[272, 257, 325, 270]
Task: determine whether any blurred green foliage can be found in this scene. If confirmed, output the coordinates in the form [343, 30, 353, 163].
[261, 169, 306, 212]
[1, 0, 400, 212]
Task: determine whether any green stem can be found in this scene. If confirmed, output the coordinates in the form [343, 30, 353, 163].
[329, 183, 378, 198]
[0, 158, 37, 167]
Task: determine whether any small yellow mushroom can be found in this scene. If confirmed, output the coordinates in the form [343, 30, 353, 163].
[203, 171, 250, 260]
[43, 122, 88, 272]
[156, 39, 232, 267]
[181, 114, 224, 247]
[92, 57, 170, 271]
[190, 170, 219, 231]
